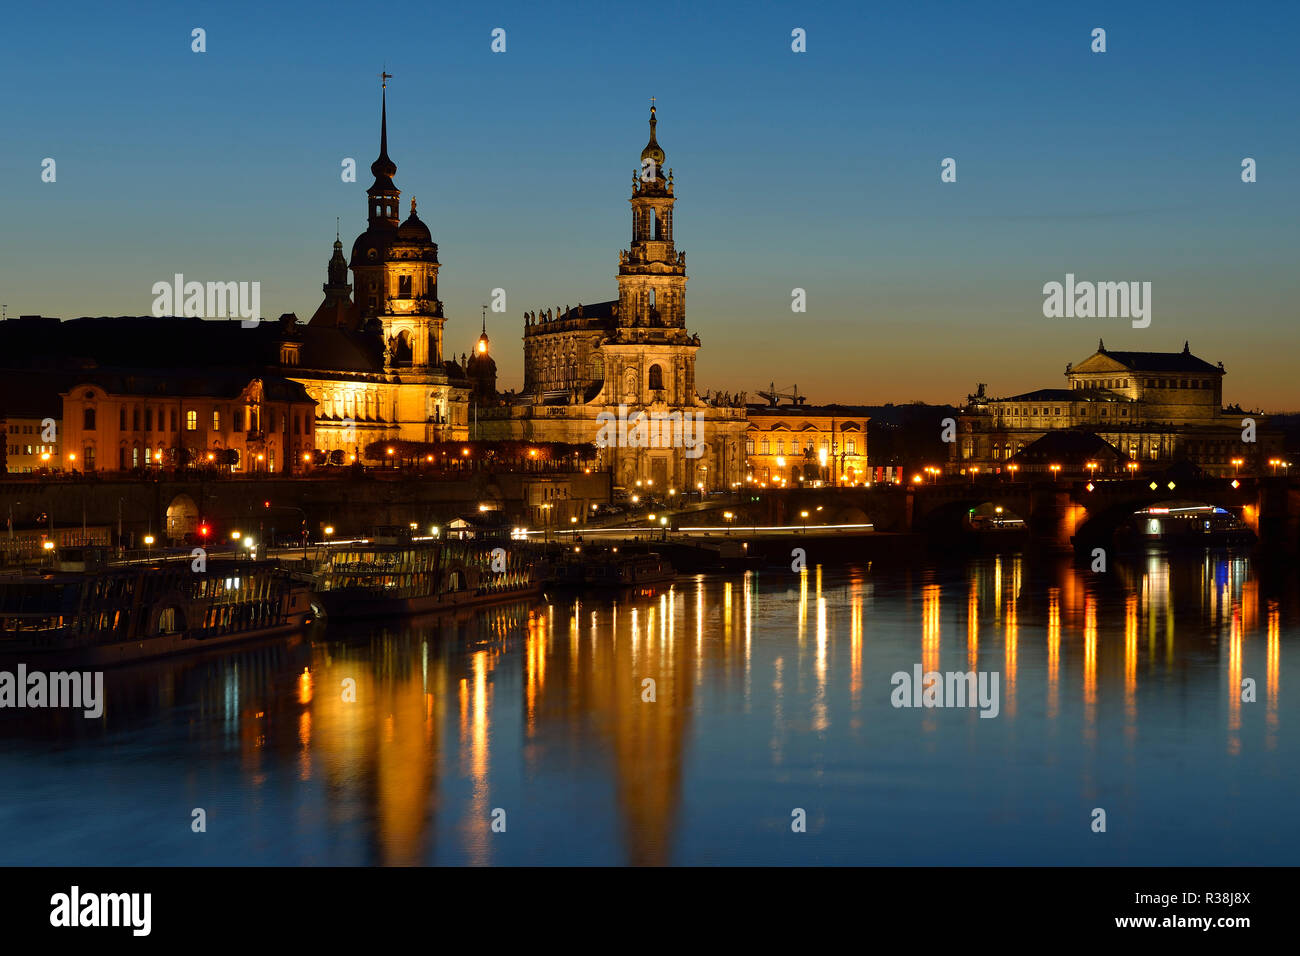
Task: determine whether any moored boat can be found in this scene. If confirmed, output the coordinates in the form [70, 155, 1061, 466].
[0, 547, 315, 666]
[313, 527, 542, 619]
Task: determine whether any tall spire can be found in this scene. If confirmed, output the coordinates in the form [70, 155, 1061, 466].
[371, 73, 397, 183]
[366, 72, 399, 227]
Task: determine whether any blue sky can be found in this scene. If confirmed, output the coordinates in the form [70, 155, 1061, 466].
[1, 1, 1296, 407]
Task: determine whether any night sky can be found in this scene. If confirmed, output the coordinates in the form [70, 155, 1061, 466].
[2, 1, 1296, 407]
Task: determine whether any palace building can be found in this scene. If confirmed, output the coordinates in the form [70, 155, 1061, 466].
[954, 341, 1281, 477]
[478, 105, 748, 493]
[745, 401, 871, 487]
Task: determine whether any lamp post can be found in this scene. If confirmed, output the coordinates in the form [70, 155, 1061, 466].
[800, 510, 809, 533]
[1049, 464, 1061, 482]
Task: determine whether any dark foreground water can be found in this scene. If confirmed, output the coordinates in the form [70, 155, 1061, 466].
[1, 550, 1297, 865]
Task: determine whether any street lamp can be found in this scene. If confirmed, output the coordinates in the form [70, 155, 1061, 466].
[1126, 461, 1139, 476]
[1006, 463, 1019, 481]
[1049, 464, 1061, 481]
[800, 509, 809, 533]
[1231, 457, 1243, 476]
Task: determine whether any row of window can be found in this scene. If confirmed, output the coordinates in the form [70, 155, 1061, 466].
[1078, 377, 1214, 391]
[79, 407, 310, 436]
[750, 438, 859, 456]
[5, 444, 55, 456]
[1001, 406, 1131, 418]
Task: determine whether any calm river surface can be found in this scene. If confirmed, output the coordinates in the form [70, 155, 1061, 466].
[2, 550, 1297, 865]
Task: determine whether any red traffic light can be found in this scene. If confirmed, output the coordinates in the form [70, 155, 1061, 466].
[199, 524, 210, 538]
[264, 500, 271, 509]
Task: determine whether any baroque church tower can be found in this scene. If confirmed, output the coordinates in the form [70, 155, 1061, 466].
[297, 78, 469, 455]
[618, 103, 687, 333]
[346, 82, 446, 370]
[487, 103, 747, 493]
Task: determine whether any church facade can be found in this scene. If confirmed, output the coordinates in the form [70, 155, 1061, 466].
[478, 105, 748, 493]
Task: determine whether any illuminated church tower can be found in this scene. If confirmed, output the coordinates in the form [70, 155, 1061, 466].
[617, 102, 688, 334]
[296, 77, 469, 455]
[486, 103, 747, 492]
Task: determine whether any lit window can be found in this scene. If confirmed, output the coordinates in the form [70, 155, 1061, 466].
[213, 410, 220, 431]
[186, 410, 197, 431]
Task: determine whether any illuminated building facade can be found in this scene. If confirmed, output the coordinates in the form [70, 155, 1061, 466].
[480, 105, 748, 492]
[744, 403, 871, 486]
[59, 371, 316, 475]
[955, 341, 1281, 476]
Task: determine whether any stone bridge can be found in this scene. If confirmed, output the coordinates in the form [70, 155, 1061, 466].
[735, 477, 1300, 552]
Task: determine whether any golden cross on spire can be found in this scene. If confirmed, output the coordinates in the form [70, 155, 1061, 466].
[380, 71, 392, 89]
[650, 95, 656, 109]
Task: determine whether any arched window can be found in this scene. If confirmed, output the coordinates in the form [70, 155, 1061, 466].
[648, 364, 664, 390]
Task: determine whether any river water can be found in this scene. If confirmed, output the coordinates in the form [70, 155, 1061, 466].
[1, 549, 1296, 865]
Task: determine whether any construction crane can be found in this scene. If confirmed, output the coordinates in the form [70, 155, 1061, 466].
[757, 382, 805, 408]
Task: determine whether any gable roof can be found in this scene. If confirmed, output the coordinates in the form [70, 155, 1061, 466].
[1074, 344, 1222, 375]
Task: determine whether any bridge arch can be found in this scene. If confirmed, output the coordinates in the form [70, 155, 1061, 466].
[1073, 497, 1254, 552]
[165, 493, 199, 542]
